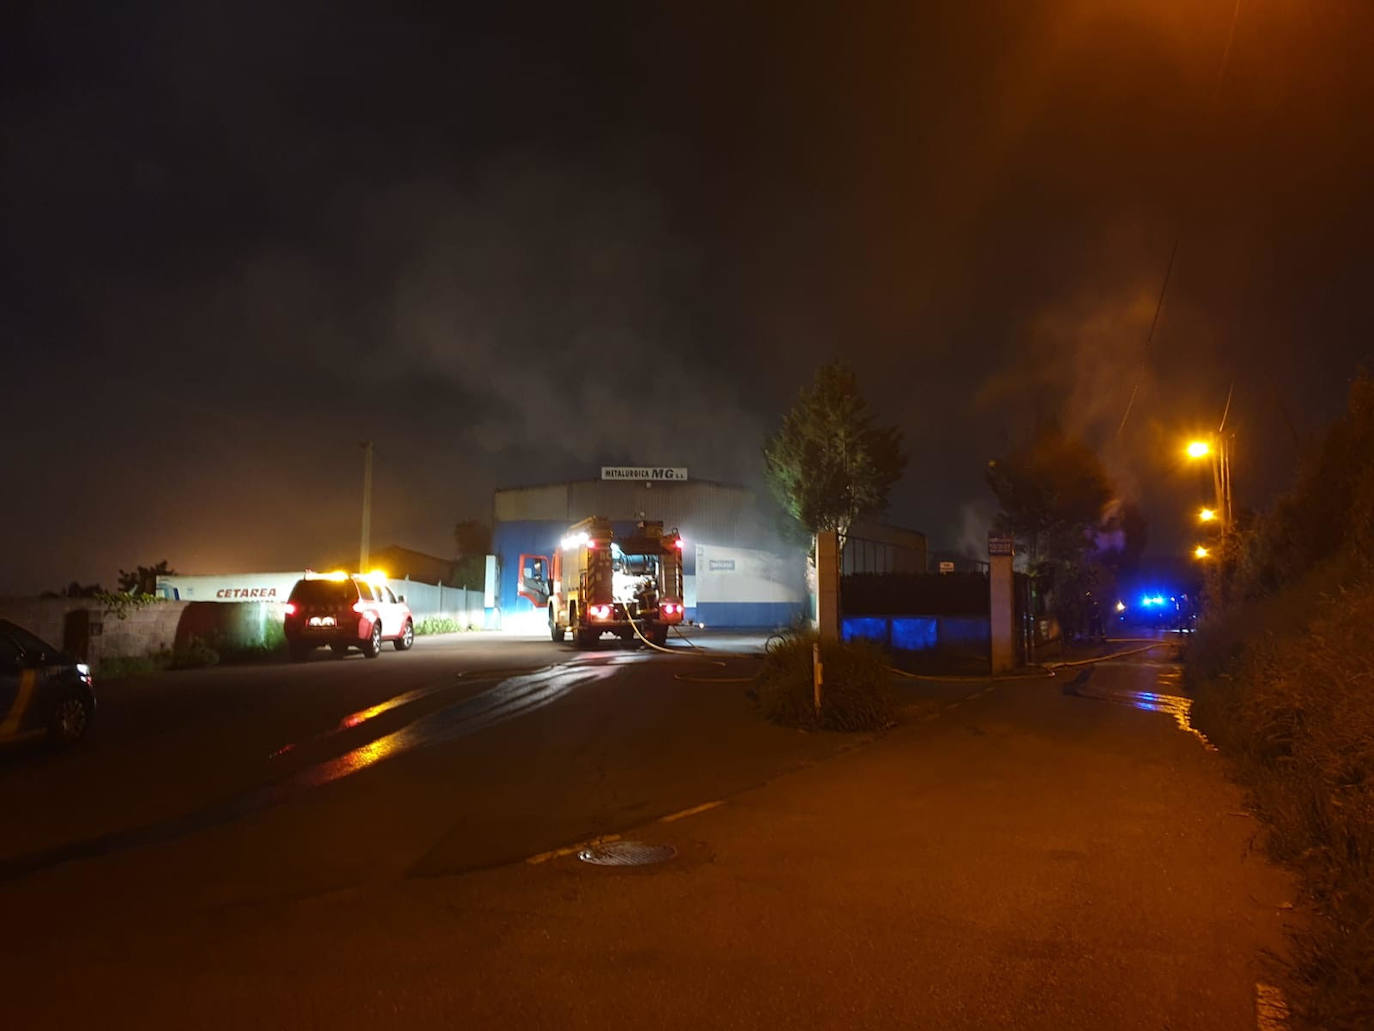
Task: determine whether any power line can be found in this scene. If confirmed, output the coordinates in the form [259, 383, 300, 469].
[1116, 0, 1244, 438]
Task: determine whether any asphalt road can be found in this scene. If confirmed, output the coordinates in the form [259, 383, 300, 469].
[0, 633, 1294, 1028]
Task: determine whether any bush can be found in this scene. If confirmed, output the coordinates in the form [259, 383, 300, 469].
[260, 618, 286, 651]
[1185, 374, 1374, 1029]
[95, 652, 173, 679]
[756, 629, 896, 732]
[1189, 574, 1374, 1030]
[171, 635, 219, 669]
[415, 616, 463, 636]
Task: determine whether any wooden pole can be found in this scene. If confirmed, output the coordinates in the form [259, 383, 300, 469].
[359, 440, 374, 573]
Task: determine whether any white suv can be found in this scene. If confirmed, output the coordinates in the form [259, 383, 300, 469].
[283, 575, 415, 660]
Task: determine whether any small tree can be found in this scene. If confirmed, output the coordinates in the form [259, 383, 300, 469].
[763, 363, 906, 536]
[986, 424, 1133, 635]
[117, 560, 175, 596]
[985, 423, 1112, 567]
[453, 519, 491, 588]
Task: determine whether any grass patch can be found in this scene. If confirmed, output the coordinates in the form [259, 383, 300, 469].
[756, 629, 896, 732]
[170, 635, 220, 669]
[94, 652, 173, 679]
[94, 622, 291, 678]
[415, 616, 464, 635]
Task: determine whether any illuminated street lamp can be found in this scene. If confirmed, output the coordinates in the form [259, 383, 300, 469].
[1194, 544, 1210, 559]
[1185, 434, 1233, 533]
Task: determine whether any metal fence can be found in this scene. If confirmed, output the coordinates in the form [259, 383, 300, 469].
[386, 578, 485, 628]
[839, 533, 927, 575]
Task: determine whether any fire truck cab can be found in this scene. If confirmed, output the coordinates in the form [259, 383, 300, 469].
[541, 516, 685, 647]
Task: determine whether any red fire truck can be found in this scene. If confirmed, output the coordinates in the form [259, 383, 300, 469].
[532, 517, 685, 647]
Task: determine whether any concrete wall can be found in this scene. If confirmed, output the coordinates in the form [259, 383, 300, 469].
[0, 597, 283, 667]
[2, 585, 486, 669]
[0, 597, 98, 653]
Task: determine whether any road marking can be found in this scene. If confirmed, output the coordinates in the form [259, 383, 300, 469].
[659, 800, 724, 823]
[526, 834, 621, 865]
[1255, 983, 1289, 1030]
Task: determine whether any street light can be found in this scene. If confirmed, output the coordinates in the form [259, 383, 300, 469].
[1194, 544, 1210, 559]
[1185, 434, 1233, 533]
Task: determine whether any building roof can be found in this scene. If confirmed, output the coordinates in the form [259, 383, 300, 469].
[494, 475, 748, 494]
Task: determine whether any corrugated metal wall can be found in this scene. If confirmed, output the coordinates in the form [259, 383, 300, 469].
[491, 479, 808, 628]
[495, 479, 769, 547]
[387, 578, 485, 628]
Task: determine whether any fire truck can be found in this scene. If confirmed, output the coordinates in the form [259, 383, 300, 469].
[534, 516, 685, 647]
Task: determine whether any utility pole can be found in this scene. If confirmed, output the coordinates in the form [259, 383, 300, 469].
[359, 440, 373, 573]
[1223, 435, 1234, 533]
[1217, 386, 1235, 534]
[1210, 444, 1226, 532]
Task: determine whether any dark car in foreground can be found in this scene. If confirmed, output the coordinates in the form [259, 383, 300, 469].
[0, 619, 96, 745]
[283, 574, 415, 661]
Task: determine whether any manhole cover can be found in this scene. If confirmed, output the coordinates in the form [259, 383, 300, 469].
[577, 841, 678, 866]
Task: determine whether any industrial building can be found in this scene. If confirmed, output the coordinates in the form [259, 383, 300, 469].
[490, 469, 809, 631]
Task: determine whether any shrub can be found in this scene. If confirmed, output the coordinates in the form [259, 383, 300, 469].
[95, 652, 173, 679]
[415, 616, 462, 636]
[1189, 573, 1374, 1030]
[260, 618, 287, 651]
[756, 629, 896, 732]
[171, 635, 219, 669]
[1185, 376, 1374, 1029]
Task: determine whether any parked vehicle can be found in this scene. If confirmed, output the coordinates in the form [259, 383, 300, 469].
[283, 573, 414, 661]
[0, 619, 96, 745]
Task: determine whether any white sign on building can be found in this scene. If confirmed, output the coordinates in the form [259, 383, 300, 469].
[600, 466, 688, 482]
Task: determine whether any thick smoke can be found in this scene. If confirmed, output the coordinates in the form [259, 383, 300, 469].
[381, 163, 770, 480]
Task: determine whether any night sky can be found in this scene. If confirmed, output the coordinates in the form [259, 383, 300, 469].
[4, 1, 1371, 594]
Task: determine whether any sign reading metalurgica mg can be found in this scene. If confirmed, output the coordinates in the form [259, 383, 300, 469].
[600, 467, 689, 481]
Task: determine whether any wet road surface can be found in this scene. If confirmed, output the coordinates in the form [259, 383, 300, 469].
[0, 636, 1294, 1028]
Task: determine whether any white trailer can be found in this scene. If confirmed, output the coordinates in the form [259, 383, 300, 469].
[154, 572, 308, 603]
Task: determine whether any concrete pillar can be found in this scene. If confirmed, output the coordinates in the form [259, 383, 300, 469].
[988, 535, 1015, 674]
[816, 530, 840, 643]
